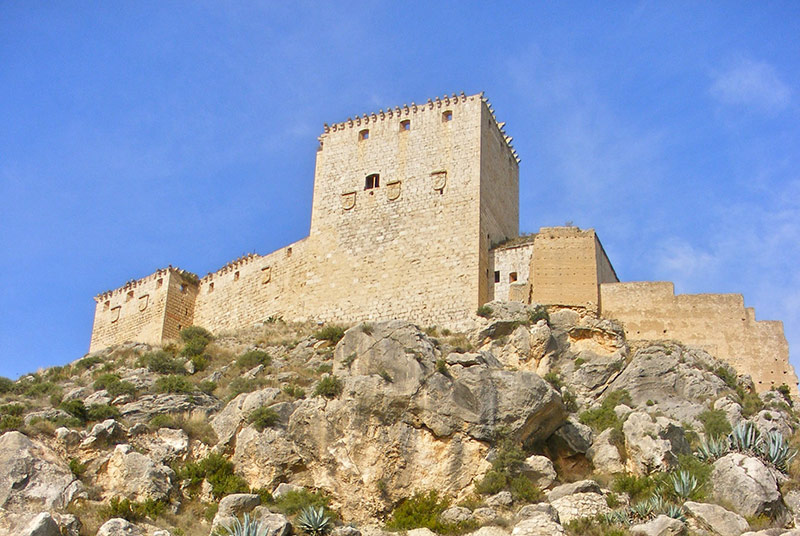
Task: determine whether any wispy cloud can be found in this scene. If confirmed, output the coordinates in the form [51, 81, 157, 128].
[710, 58, 791, 113]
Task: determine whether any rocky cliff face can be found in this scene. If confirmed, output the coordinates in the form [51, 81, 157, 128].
[1, 303, 799, 536]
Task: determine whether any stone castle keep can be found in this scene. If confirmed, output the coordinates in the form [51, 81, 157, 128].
[89, 92, 797, 394]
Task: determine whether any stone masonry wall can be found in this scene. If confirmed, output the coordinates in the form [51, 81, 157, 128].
[530, 227, 618, 310]
[489, 239, 535, 302]
[90, 269, 180, 352]
[600, 281, 798, 394]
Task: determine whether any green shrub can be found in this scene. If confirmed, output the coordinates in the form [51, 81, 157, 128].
[177, 452, 249, 499]
[94, 373, 137, 398]
[0, 377, 14, 393]
[150, 414, 177, 429]
[562, 390, 578, 413]
[313, 325, 346, 344]
[776, 384, 793, 403]
[179, 326, 214, 357]
[237, 350, 271, 369]
[0, 403, 24, 417]
[378, 369, 393, 383]
[543, 372, 563, 391]
[227, 377, 265, 399]
[199, 380, 217, 394]
[509, 475, 543, 503]
[59, 400, 88, 422]
[579, 390, 632, 433]
[103, 497, 166, 522]
[436, 359, 448, 375]
[611, 473, 659, 502]
[715, 366, 738, 389]
[75, 356, 103, 371]
[139, 351, 186, 375]
[316, 364, 333, 374]
[474, 470, 507, 495]
[93, 373, 121, 390]
[739, 389, 764, 417]
[155, 375, 194, 394]
[313, 376, 343, 399]
[698, 409, 732, 438]
[87, 404, 121, 422]
[190, 354, 209, 372]
[385, 490, 449, 531]
[0, 415, 23, 431]
[248, 407, 280, 431]
[564, 517, 627, 536]
[527, 305, 550, 325]
[203, 503, 218, 523]
[282, 384, 306, 399]
[476, 305, 493, 318]
[69, 458, 87, 477]
[24, 381, 61, 399]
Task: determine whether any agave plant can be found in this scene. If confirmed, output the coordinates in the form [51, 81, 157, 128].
[696, 436, 730, 462]
[670, 470, 698, 500]
[629, 499, 655, 521]
[759, 431, 798, 472]
[662, 503, 686, 521]
[646, 494, 666, 513]
[729, 422, 762, 453]
[220, 513, 269, 536]
[296, 505, 332, 536]
[601, 509, 631, 526]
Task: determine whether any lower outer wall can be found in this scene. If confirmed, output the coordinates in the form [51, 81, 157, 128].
[600, 281, 799, 395]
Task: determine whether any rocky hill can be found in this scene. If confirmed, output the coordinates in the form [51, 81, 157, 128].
[2, 302, 800, 536]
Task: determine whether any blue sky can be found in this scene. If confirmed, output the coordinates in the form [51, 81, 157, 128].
[1, 2, 799, 380]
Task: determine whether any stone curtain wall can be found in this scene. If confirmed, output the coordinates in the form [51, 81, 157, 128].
[530, 228, 618, 310]
[89, 269, 181, 352]
[489, 240, 535, 302]
[600, 282, 799, 394]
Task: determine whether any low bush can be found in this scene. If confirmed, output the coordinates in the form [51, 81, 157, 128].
[543, 372, 563, 391]
[509, 475, 543, 503]
[313, 375, 343, 399]
[527, 305, 549, 325]
[273, 489, 332, 516]
[282, 384, 306, 399]
[697, 409, 732, 438]
[611, 473, 659, 503]
[177, 452, 249, 499]
[75, 356, 103, 371]
[103, 497, 166, 522]
[0, 376, 14, 393]
[237, 350, 271, 369]
[248, 407, 280, 431]
[385, 490, 449, 531]
[227, 377, 266, 399]
[139, 351, 186, 375]
[179, 326, 214, 357]
[474, 470, 506, 495]
[313, 325, 346, 344]
[93, 374, 137, 398]
[23, 381, 61, 399]
[155, 375, 194, 394]
[579, 390, 632, 433]
[476, 305, 493, 318]
[0, 414, 23, 432]
[69, 458, 87, 477]
[87, 404, 121, 422]
[59, 400, 88, 422]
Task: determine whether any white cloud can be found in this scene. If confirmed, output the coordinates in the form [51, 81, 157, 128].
[710, 58, 791, 112]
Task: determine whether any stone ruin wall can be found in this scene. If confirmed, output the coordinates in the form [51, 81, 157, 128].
[600, 281, 798, 394]
[530, 227, 619, 310]
[89, 269, 197, 352]
[489, 238, 536, 303]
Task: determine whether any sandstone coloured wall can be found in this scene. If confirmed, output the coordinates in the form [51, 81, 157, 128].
[600, 281, 798, 394]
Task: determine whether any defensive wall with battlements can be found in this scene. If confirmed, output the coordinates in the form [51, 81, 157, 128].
[88, 92, 797, 394]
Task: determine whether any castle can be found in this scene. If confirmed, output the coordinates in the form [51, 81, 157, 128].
[89, 92, 797, 394]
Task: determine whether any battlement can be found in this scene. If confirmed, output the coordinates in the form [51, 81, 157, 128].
[93, 267, 196, 302]
[320, 92, 519, 163]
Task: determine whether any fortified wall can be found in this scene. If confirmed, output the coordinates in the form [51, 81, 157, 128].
[88, 93, 797, 395]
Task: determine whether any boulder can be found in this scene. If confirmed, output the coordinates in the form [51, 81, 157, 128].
[118, 393, 219, 424]
[22, 512, 61, 536]
[80, 419, 127, 447]
[233, 427, 303, 489]
[23, 408, 73, 426]
[465, 528, 509, 536]
[516, 503, 560, 523]
[630, 515, 687, 536]
[609, 345, 730, 424]
[96, 518, 144, 536]
[586, 428, 625, 474]
[520, 455, 557, 489]
[623, 412, 689, 474]
[0, 431, 77, 512]
[211, 388, 281, 445]
[511, 511, 565, 536]
[218, 493, 261, 517]
[682, 501, 749, 536]
[550, 419, 593, 455]
[711, 453, 784, 518]
[546, 480, 601, 502]
[549, 491, 610, 524]
[99, 444, 174, 502]
[440, 506, 473, 524]
[272, 483, 304, 499]
[486, 491, 513, 508]
[472, 507, 498, 524]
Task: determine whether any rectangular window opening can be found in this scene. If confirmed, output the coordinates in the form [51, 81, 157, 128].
[509, 272, 518, 283]
[126, 290, 134, 302]
[442, 110, 453, 122]
[234, 271, 240, 281]
[400, 119, 410, 131]
[365, 173, 380, 190]
[359, 129, 369, 140]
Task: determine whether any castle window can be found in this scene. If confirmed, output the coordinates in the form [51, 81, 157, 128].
[179, 284, 187, 293]
[359, 129, 369, 141]
[365, 173, 380, 190]
[400, 120, 410, 131]
[208, 282, 214, 293]
[234, 271, 240, 281]
[126, 290, 134, 302]
[104, 300, 110, 311]
[494, 271, 500, 283]
[509, 272, 517, 283]
[156, 278, 163, 289]
[286, 247, 292, 257]
[442, 110, 453, 122]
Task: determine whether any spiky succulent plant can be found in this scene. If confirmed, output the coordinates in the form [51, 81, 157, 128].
[662, 503, 686, 521]
[220, 514, 269, 536]
[729, 422, 762, 453]
[696, 436, 730, 462]
[670, 470, 698, 500]
[296, 505, 332, 536]
[760, 431, 797, 472]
